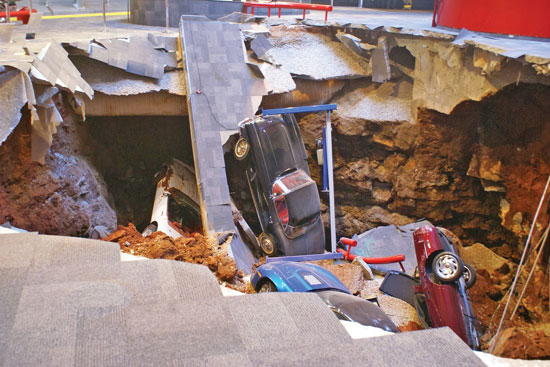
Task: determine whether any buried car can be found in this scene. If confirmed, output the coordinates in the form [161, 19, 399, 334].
[142, 158, 202, 238]
[380, 224, 479, 349]
[234, 114, 324, 256]
[252, 261, 398, 332]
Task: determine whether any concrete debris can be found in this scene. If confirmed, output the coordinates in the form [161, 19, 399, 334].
[250, 34, 273, 59]
[335, 31, 365, 57]
[29, 41, 93, 98]
[241, 23, 271, 38]
[371, 39, 392, 83]
[458, 243, 513, 276]
[259, 63, 296, 94]
[264, 25, 368, 80]
[71, 35, 178, 79]
[473, 48, 504, 76]
[334, 80, 414, 123]
[72, 56, 186, 96]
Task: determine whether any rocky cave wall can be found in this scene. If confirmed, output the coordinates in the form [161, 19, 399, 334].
[0, 94, 117, 236]
[298, 83, 550, 256]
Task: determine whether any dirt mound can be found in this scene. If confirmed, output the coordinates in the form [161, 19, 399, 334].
[104, 223, 242, 284]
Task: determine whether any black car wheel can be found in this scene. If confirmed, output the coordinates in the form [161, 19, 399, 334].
[142, 223, 157, 237]
[433, 251, 464, 283]
[234, 137, 250, 160]
[258, 232, 276, 256]
[463, 263, 477, 289]
[257, 279, 277, 293]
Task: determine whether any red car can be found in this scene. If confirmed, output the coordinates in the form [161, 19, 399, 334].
[381, 224, 479, 349]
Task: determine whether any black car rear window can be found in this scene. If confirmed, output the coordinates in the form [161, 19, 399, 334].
[261, 123, 296, 177]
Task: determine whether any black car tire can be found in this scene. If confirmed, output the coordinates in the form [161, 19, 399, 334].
[258, 232, 276, 256]
[463, 263, 477, 289]
[432, 251, 464, 283]
[257, 279, 277, 293]
[234, 137, 250, 161]
[142, 223, 157, 237]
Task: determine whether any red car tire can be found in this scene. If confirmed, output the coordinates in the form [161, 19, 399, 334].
[432, 251, 464, 283]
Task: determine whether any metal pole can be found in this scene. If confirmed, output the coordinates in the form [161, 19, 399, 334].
[5, 1, 10, 23]
[325, 111, 337, 253]
[165, 0, 169, 31]
[102, 0, 106, 31]
[29, 0, 33, 12]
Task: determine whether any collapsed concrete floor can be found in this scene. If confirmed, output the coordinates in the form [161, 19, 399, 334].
[1, 11, 550, 362]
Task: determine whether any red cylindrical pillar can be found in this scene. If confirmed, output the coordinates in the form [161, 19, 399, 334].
[434, 0, 550, 38]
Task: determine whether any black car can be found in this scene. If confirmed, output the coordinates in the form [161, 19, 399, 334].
[234, 114, 325, 256]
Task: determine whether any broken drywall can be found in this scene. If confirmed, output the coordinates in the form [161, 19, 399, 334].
[0, 39, 92, 161]
[31, 85, 63, 164]
[0, 69, 34, 145]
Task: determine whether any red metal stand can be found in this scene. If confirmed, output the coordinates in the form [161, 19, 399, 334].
[242, 2, 333, 22]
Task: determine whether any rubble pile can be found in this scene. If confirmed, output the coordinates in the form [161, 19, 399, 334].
[103, 223, 244, 286]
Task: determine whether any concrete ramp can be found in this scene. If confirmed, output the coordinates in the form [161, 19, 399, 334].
[179, 19, 266, 273]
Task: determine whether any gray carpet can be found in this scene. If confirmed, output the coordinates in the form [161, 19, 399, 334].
[0, 234, 486, 366]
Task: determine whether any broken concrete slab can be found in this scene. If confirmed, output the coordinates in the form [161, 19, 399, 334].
[250, 34, 273, 59]
[260, 63, 296, 94]
[71, 35, 178, 79]
[335, 32, 364, 57]
[264, 25, 368, 80]
[72, 56, 186, 96]
[334, 80, 414, 123]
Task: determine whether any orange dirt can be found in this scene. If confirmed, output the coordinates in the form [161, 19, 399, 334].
[103, 223, 244, 287]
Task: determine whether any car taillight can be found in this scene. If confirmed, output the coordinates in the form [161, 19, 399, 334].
[274, 196, 289, 226]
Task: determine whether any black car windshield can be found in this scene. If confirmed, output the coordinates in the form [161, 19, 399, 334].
[315, 290, 398, 332]
[260, 123, 296, 178]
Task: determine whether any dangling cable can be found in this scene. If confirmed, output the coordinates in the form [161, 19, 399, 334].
[510, 220, 550, 320]
[490, 173, 550, 353]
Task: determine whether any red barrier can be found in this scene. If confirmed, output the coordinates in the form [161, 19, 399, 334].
[242, 2, 333, 22]
[0, 7, 37, 24]
[337, 237, 406, 271]
[433, 0, 550, 38]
